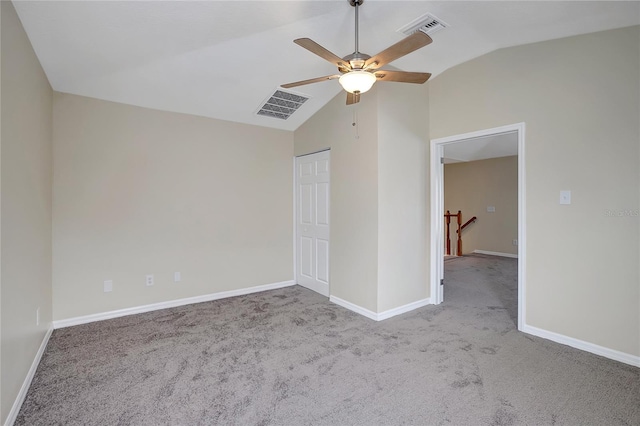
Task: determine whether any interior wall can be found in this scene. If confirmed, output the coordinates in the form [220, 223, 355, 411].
[429, 26, 640, 356]
[294, 90, 379, 312]
[53, 93, 294, 321]
[1, 1, 53, 422]
[377, 83, 430, 311]
[444, 156, 518, 255]
[294, 82, 431, 314]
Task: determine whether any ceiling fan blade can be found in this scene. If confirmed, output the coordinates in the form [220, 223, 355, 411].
[374, 70, 432, 84]
[365, 32, 433, 70]
[281, 75, 341, 89]
[294, 38, 348, 69]
[346, 92, 360, 105]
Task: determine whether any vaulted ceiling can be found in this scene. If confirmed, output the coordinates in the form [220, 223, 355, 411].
[13, 1, 640, 131]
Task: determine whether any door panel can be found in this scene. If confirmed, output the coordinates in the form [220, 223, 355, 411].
[301, 161, 313, 177]
[316, 182, 329, 226]
[300, 184, 313, 225]
[300, 237, 313, 278]
[317, 158, 330, 175]
[316, 239, 329, 284]
[296, 150, 330, 296]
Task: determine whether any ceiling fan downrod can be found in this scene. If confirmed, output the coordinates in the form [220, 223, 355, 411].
[350, 0, 364, 54]
[344, 0, 369, 71]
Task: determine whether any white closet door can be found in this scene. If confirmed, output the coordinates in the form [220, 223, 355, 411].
[296, 150, 330, 296]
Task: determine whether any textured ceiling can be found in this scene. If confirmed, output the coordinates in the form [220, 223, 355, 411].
[13, 1, 640, 131]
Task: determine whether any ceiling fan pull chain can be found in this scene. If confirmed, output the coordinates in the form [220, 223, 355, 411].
[352, 107, 360, 139]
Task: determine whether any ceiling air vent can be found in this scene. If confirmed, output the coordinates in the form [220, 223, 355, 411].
[397, 13, 448, 36]
[256, 89, 309, 120]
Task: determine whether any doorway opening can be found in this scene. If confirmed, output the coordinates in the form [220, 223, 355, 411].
[430, 123, 526, 331]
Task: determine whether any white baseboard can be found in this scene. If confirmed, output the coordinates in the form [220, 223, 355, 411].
[6, 325, 53, 426]
[53, 280, 296, 329]
[330, 296, 432, 321]
[329, 296, 378, 320]
[522, 324, 640, 367]
[473, 249, 518, 259]
[377, 298, 432, 321]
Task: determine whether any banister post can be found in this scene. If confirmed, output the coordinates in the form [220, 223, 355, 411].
[456, 210, 462, 255]
[445, 210, 451, 256]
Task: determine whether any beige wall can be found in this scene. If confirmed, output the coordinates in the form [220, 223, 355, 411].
[377, 83, 430, 311]
[1, 1, 53, 422]
[444, 156, 518, 255]
[430, 26, 640, 356]
[53, 93, 294, 320]
[294, 83, 431, 314]
[294, 90, 380, 312]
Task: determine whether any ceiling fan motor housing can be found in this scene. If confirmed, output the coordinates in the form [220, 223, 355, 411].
[341, 52, 371, 72]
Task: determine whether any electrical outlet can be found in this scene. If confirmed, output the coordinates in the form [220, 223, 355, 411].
[36, 307, 40, 326]
[146, 274, 154, 286]
[174, 272, 181, 283]
[104, 280, 113, 292]
[512, 239, 518, 246]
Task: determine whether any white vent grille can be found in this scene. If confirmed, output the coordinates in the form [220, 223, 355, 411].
[257, 90, 309, 120]
[397, 13, 448, 36]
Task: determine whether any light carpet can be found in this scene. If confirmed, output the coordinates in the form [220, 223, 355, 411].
[16, 255, 640, 425]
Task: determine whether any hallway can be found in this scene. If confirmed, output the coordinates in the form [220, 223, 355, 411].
[444, 253, 518, 326]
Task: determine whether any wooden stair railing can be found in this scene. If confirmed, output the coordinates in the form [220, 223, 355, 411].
[444, 211, 477, 256]
[459, 216, 478, 233]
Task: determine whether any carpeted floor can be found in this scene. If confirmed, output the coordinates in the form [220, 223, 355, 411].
[16, 254, 640, 425]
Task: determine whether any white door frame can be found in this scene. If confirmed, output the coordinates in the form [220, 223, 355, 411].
[429, 122, 526, 331]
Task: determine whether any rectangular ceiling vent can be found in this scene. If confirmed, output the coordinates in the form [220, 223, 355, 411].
[397, 13, 448, 36]
[256, 89, 309, 120]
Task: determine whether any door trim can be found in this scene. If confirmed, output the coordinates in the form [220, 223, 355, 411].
[430, 122, 526, 331]
[292, 156, 297, 285]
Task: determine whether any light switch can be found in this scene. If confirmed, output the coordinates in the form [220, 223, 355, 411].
[560, 190, 571, 205]
[487, 206, 496, 213]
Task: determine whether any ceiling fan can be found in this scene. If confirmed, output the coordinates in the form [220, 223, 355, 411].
[281, 0, 433, 105]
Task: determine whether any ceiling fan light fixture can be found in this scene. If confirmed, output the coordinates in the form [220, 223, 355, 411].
[339, 70, 376, 94]
[282, 0, 432, 106]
